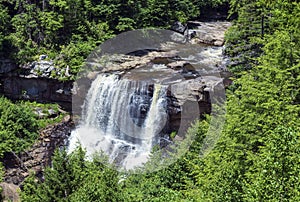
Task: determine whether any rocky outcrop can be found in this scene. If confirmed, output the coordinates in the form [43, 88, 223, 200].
[0, 56, 73, 111]
[0, 75, 72, 111]
[0, 74, 73, 111]
[166, 77, 213, 134]
[0, 182, 19, 202]
[188, 21, 232, 46]
[23, 60, 57, 78]
[19, 55, 71, 79]
[1, 115, 74, 186]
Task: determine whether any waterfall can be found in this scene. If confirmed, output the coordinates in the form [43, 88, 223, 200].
[68, 74, 168, 170]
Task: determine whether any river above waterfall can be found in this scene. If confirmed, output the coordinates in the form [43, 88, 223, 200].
[123, 45, 224, 83]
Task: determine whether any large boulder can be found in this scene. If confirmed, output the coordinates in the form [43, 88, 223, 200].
[0, 182, 20, 202]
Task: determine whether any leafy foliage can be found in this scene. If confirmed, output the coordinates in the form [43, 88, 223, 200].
[0, 97, 39, 157]
[21, 147, 122, 202]
[195, 1, 300, 201]
[245, 127, 300, 201]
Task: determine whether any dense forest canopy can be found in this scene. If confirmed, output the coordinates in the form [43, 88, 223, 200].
[1, 0, 300, 201]
[0, 0, 228, 79]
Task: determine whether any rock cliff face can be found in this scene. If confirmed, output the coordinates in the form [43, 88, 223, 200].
[0, 59, 73, 111]
[0, 75, 72, 108]
[0, 116, 74, 201]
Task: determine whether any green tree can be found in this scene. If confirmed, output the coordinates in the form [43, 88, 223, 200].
[225, 0, 271, 74]
[69, 153, 121, 202]
[0, 97, 39, 157]
[0, 3, 10, 52]
[245, 127, 300, 201]
[21, 147, 122, 202]
[194, 2, 300, 200]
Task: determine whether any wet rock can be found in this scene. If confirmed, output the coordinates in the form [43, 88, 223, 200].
[127, 49, 157, 57]
[151, 57, 173, 65]
[171, 21, 187, 34]
[167, 61, 189, 70]
[187, 21, 232, 46]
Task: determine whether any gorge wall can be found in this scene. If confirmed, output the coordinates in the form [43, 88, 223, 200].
[0, 20, 231, 200]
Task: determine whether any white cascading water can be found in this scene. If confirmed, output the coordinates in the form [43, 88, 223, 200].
[68, 74, 167, 170]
